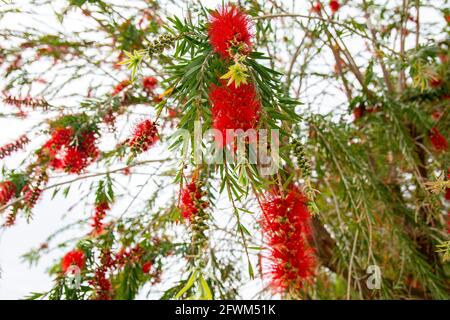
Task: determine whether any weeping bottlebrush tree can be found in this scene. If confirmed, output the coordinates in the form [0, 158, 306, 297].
[0, 0, 449, 300]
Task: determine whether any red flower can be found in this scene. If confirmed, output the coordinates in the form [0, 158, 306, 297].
[209, 81, 261, 146]
[261, 186, 315, 292]
[61, 249, 85, 273]
[128, 119, 158, 154]
[91, 266, 113, 300]
[0, 181, 16, 205]
[142, 261, 153, 274]
[42, 128, 98, 174]
[312, 2, 322, 13]
[143, 77, 158, 91]
[429, 127, 448, 152]
[180, 182, 203, 221]
[63, 132, 98, 174]
[91, 202, 110, 235]
[112, 80, 131, 96]
[208, 5, 253, 59]
[329, 0, 340, 14]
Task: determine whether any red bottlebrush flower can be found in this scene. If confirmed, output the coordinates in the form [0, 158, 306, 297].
[61, 249, 85, 273]
[312, 2, 322, 13]
[180, 182, 203, 221]
[329, 0, 340, 14]
[42, 128, 98, 174]
[42, 127, 74, 165]
[261, 186, 316, 293]
[62, 132, 98, 174]
[91, 266, 113, 300]
[143, 77, 158, 92]
[209, 81, 261, 146]
[112, 80, 131, 96]
[91, 202, 110, 235]
[142, 261, 153, 274]
[208, 5, 253, 59]
[23, 184, 43, 209]
[445, 15, 450, 24]
[0, 134, 30, 159]
[0, 181, 16, 206]
[429, 127, 449, 152]
[128, 119, 158, 155]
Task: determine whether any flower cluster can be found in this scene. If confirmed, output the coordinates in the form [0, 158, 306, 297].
[260, 186, 315, 293]
[209, 81, 261, 146]
[0, 181, 16, 206]
[61, 249, 86, 273]
[208, 5, 253, 59]
[91, 202, 110, 235]
[0, 135, 30, 159]
[180, 181, 207, 221]
[128, 119, 158, 155]
[207, 6, 261, 145]
[41, 127, 99, 174]
[429, 127, 448, 152]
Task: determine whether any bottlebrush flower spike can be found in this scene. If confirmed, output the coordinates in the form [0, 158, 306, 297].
[0, 181, 16, 206]
[62, 131, 99, 174]
[41, 128, 98, 174]
[61, 249, 85, 273]
[128, 119, 158, 155]
[209, 81, 260, 146]
[0, 134, 30, 159]
[329, 1, 340, 14]
[91, 201, 110, 235]
[22, 171, 48, 210]
[2, 95, 49, 110]
[180, 182, 204, 221]
[208, 5, 253, 59]
[261, 186, 316, 293]
[429, 127, 448, 152]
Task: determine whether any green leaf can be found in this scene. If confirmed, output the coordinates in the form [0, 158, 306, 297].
[199, 274, 213, 300]
[174, 270, 197, 299]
